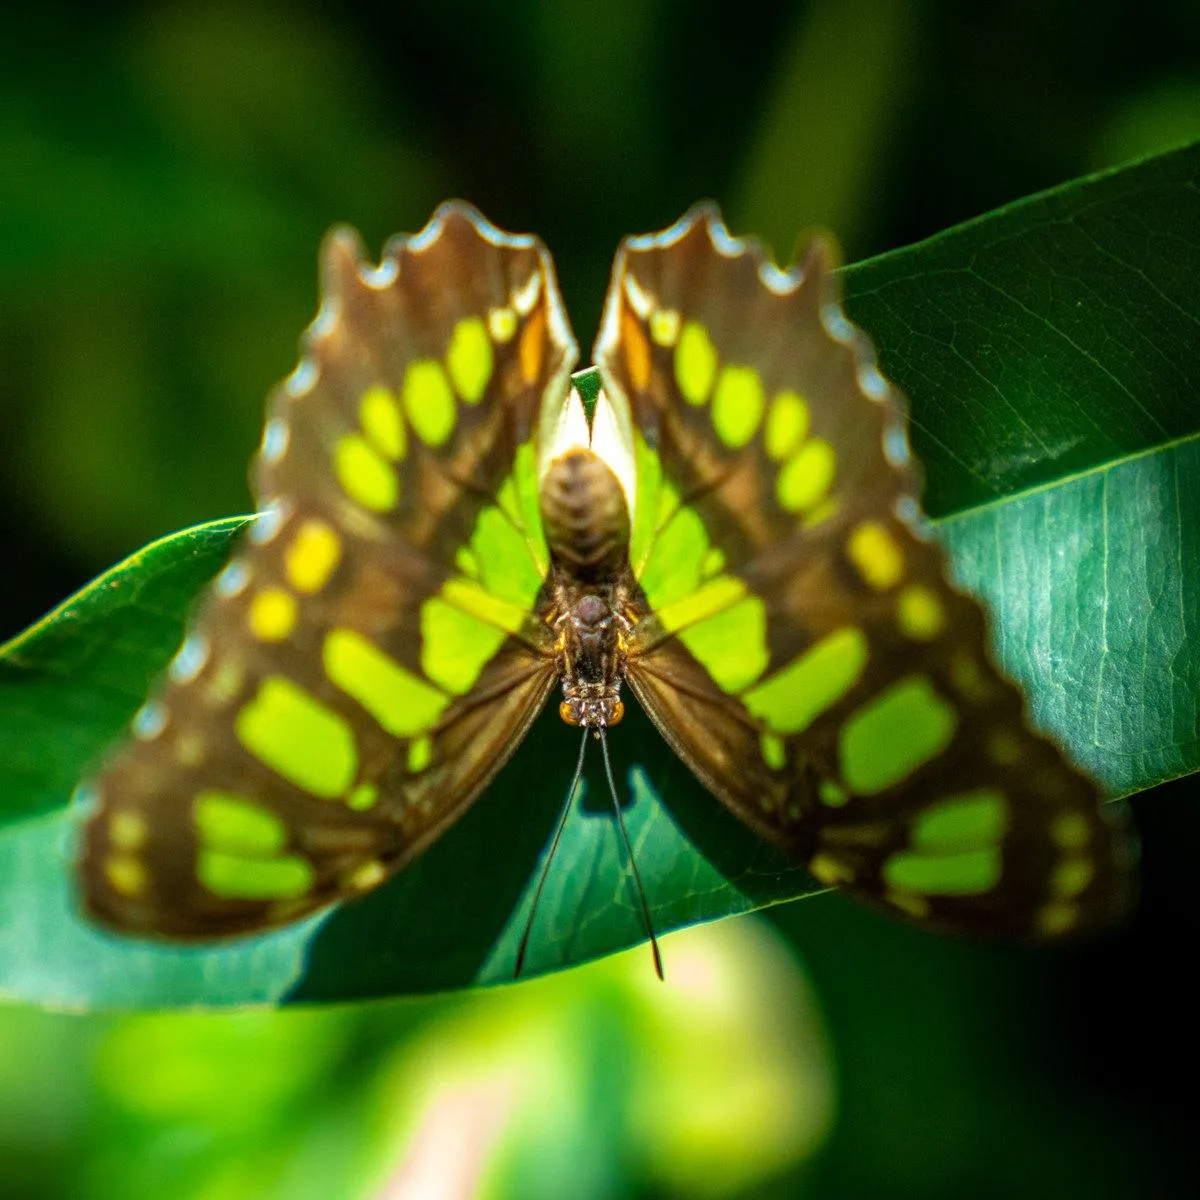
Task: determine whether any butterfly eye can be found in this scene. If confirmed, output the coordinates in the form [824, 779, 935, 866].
[609, 700, 625, 726]
[559, 700, 580, 726]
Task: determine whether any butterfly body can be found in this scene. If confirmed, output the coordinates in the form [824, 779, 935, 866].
[540, 446, 636, 730]
[78, 202, 1133, 949]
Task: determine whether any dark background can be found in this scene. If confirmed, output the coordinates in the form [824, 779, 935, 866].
[1, 1, 1198, 1196]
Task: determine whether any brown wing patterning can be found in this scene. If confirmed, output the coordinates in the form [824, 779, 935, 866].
[595, 205, 1133, 940]
[80, 203, 571, 937]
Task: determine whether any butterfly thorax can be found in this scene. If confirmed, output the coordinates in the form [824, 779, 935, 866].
[540, 446, 635, 729]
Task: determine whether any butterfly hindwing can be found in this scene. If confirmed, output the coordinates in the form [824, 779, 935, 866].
[597, 206, 1133, 939]
[81, 203, 572, 937]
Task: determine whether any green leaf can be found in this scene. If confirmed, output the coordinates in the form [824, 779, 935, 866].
[2, 143, 1197, 1008]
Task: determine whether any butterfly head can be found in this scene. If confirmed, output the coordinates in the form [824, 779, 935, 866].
[556, 594, 627, 730]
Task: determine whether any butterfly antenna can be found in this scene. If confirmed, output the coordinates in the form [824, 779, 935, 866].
[599, 727, 664, 981]
[515, 725, 590, 979]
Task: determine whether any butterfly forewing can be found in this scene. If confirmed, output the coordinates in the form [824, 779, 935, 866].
[597, 206, 1133, 939]
[81, 203, 572, 937]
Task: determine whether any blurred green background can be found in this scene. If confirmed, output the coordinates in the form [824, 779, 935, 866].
[1, 1, 1198, 1196]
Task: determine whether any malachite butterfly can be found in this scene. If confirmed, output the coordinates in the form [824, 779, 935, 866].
[77, 201, 1134, 950]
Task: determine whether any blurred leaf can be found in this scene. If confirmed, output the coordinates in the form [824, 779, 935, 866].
[843, 141, 1200, 518]
[1, 144, 1197, 1008]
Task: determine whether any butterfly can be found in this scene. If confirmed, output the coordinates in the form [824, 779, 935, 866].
[78, 201, 1134, 952]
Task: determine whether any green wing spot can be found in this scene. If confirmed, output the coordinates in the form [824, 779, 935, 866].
[629, 433, 664, 575]
[421, 594, 509, 695]
[765, 390, 809, 460]
[897, 584, 946, 640]
[760, 733, 786, 770]
[678, 594, 769, 693]
[776, 439, 835, 513]
[743, 627, 868, 735]
[408, 735, 433, 774]
[324, 628, 451, 737]
[334, 435, 398, 512]
[441, 577, 530, 635]
[499, 442, 550, 576]
[818, 779, 849, 808]
[347, 783, 379, 811]
[193, 791, 287, 856]
[883, 847, 1002, 896]
[403, 360, 457, 446]
[913, 789, 1008, 852]
[198, 851, 315, 900]
[711, 364, 765, 448]
[359, 386, 406, 460]
[675, 321, 718, 404]
[446, 317, 494, 404]
[656, 575, 746, 634]
[840, 676, 958, 795]
[235, 678, 358, 799]
[638, 503, 708, 610]
[471, 504, 545, 608]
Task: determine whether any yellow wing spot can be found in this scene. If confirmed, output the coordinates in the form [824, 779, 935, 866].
[248, 587, 298, 642]
[847, 521, 904, 590]
[518, 306, 547, 383]
[776, 439, 836, 513]
[109, 809, 147, 851]
[359, 385, 405, 459]
[621, 305, 652, 391]
[1037, 901, 1078, 936]
[446, 316, 494, 404]
[1052, 856, 1094, 898]
[344, 859, 387, 891]
[104, 853, 147, 898]
[801, 496, 841, 530]
[487, 306, 518, 342]
[347, 782, 379, 812]
[764, 390, 809, 460]
[809, 853, 854, 886]
[408, 735, 433, 774]
[286, 519, 342, 594]
[675, 321, 718, 404]
[896, 583, 946, 640]
[174, 731, 206, 767]
[650, 307, 681, 346]
[204, 659, 245, 708]
[403, 361, 457, 447]
[1051, 812, 1090, 850]
[986, 729, 1022, 766]
[760, 732, 786, 770]
[335, 434, 399, 511]
[886, 891, 930, 919]
[711, 364, 766, 448]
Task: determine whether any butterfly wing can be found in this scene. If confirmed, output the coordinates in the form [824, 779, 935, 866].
[598, 205, 1134, 939]
[81, 203, 571, 938]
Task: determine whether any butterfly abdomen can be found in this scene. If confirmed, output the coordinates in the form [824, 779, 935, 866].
[540, 447, 631, 584]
